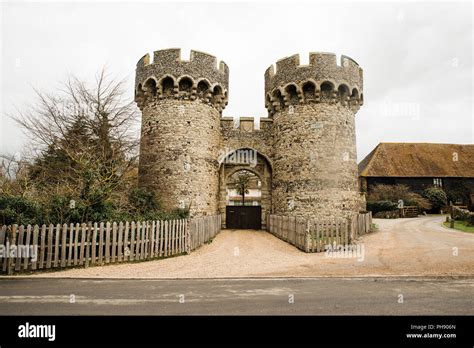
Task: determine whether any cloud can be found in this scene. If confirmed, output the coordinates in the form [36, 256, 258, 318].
[1, 1, 472, 160]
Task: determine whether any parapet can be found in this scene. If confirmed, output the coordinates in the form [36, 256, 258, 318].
[264, 52, 364, 116]
[221, 117, 273, 133]
[135, 48, 229, 112]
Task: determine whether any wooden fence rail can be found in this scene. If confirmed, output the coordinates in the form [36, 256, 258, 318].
[0, 214, 221, 275]
[267, 212, 372, 253]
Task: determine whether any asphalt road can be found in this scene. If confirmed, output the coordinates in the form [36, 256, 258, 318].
[0, 277, 473, 315]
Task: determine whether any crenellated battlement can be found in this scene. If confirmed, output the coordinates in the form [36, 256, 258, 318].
[264, 52, 363, 116]
[135, 49, 229, 113]
[220, 117, 273, 133]
[136, 48, 229, 75]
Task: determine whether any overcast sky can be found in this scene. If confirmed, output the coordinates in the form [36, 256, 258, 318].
[1, 0, 472, 161]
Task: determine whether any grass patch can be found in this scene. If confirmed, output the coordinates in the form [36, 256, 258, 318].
[443, 220, 474, 233]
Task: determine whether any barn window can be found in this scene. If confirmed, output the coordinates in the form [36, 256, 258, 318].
[433, 178, 443, 188]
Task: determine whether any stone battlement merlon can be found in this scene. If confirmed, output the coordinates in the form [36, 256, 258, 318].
[264, 52, 364, 116]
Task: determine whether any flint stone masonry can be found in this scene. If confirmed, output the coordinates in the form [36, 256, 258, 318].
[136, 49, 229, 114]
[265, 53, 363, 118]
[135, 49, 364, 221]
[272, 103, 359, 219]
[136, 48, 229, 89]
[264, 53, 363, 93]
[139, 99, 221, 215]
[220, 117, 273, 160]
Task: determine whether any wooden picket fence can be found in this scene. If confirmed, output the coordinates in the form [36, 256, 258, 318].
[350, 212, 373, 240]
[306, 219, 350, 253]
[188, 214, 221, 251]
[264, 216, 308, 248]
[0, 214, 221, 274]
[267, 212, 372, 253]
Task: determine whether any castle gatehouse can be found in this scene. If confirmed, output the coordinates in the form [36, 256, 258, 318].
[135, 49, 364, 228]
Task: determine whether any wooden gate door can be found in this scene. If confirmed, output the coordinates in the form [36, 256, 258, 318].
[226, 206, 262, 229]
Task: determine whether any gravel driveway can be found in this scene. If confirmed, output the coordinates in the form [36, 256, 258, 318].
[28, 215, 474, 278]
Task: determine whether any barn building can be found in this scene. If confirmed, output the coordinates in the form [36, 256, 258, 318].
[359, 143, 474, 207]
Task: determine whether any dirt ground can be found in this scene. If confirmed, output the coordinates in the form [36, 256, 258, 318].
[28, 215, 474, 278]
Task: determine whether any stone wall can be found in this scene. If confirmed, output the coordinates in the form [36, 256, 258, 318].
[220, 117, 273, 159]
[265, 52, 363, 219]
[264, 52, 363, 99]
[264, 53, 363, 118]
[136, 49, 229, 217]
[271, 103, 359, 219]
[137, 49, 228, 86]
[139, 99, 222, 216]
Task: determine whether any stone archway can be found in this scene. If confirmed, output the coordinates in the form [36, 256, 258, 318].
[218, 148, 272, 229]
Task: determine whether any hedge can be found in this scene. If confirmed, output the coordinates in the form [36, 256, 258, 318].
[452, 206, 474, 226]
[366, 201, 399, 215]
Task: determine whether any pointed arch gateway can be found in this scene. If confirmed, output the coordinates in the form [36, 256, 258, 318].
[218, 148, 272, 229]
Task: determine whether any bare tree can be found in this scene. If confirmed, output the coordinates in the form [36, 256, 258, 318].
[0, 154, 32, 197]
[10, 68, 140, 221]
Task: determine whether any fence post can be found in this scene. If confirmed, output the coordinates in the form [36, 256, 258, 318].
[112, 222, 118, 263]
[369, 211, 372, 231]
[349, 217, 352, 242]
[39, 225, 46, 269]
[0, 225, 5, 272]
[7, 225, 17, 275]
[148, 221, 155, 259]
[117, 222, 124, 262]
[85, 222, 91, 268]
[293, 216, 297, 245]
[185, 218, 190, 254]
[346, 217, 352, 245]
[304, 220, 310, 252]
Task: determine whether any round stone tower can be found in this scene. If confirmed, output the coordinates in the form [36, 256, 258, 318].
[135, 48, 229, 216]
[265, 52, 363, 219]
